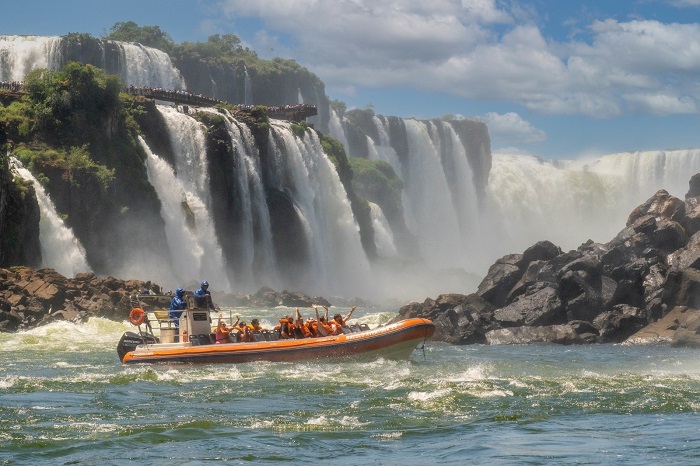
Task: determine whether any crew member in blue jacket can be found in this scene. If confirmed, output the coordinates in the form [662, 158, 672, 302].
[193, 280, 218, 310]
[168, 287, 187, 326]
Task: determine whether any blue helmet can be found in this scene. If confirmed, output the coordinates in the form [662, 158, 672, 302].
[201, 280, 209, 288]
[176, 287, 184, 297]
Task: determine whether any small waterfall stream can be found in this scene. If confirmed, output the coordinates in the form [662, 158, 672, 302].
[10, 158, 90, 277]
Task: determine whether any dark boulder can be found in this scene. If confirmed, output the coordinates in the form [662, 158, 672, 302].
[493, 283, 564, 327]
[477, 254, 523, 307]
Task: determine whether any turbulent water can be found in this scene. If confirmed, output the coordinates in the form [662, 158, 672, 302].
[2, 307, 700, 465]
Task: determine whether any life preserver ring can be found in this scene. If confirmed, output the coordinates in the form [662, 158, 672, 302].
[129, 307, 146, 326]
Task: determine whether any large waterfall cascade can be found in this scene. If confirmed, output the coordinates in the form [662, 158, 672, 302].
[1, 35, 184, 90]
[6, 35, 700, 301]
[9, 158, 91, 277]
[0, 35, 62, 82]
[206, 107, 277, 288]
[150, 105, 230, 289]
[267, 120, 373, 298]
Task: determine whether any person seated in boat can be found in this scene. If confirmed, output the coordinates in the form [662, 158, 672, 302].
[330, 306, 357, 335]
[247, 318, 264, 332]
[235, 320, 253, 342]
[293, 308, 313, 339]
[214, 316, 232, 344]
[193, 280, 218, 310]
[314, 306, 332, 337]
[276, 315, 294, 339]
[168, 287, 187, 327]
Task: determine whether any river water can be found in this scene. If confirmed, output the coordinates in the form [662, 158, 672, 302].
[2, 307, 700, 465]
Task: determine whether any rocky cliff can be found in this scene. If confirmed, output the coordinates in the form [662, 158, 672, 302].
[396, 173, 700, 347]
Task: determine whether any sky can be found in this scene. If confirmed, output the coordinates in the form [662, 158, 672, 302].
[3, 0, 700, 159]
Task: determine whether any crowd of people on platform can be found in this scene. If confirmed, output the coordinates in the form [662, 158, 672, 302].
[1, 81, 23, 91]
[127, 85, 224, 106]
[166, 279, 358, 344]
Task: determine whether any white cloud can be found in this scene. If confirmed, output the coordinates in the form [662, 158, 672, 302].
[215, 0, 700, 118]
[478, 112, 546, 146]
[668, 0, 700, 7]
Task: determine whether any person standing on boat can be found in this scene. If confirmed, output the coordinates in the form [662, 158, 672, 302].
[168, 288, 187, 327]
[193, 280, 218, 310]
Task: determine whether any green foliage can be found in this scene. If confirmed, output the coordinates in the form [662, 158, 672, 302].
[0, 101, 33, 138]
[104, 21, 175, 53]
[330, 99, 347, 115]
[23, 62, 123, 143]
[349, 157, 403, 195]
[319, 132, 347, 165]
[290, 121, 310, 138]
[13, 143, 115, 191]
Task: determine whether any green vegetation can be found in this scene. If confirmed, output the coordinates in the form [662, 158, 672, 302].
[0, 62, 136, 193]
[291, 121, 310, 138]
[348, 157, 403, 197]
[23, 62, 122, 143]
[319, 131, 347, 166]
[13, 144, 115, 191]
[106, 21, 175, 53]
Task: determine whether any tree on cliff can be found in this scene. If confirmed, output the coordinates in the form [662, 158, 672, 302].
[105, 21, 175, 54]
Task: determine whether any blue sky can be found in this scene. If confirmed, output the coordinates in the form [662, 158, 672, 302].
[3, 0, 700, 159]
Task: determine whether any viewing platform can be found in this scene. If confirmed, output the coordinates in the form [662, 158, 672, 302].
[127, 86, 317, 122]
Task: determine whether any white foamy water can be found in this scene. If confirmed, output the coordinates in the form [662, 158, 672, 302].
[0, 35, 63, 81]
[10, 158, 90, 277]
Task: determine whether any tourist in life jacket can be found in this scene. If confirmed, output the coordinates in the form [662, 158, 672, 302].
[314, 306, 332, 336]
[193, 280, 218, 310]
[293, 308, 313, 338]
[277, 315, 294, 339]
[235, 320, 252, 342]
[330, 306, 356, 335]
[214, 316, 232, 344]
[168, 288, 187, 327]
[247, 318, 264, 332]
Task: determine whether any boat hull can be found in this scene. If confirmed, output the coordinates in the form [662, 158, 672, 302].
[119, 318, 434, 364]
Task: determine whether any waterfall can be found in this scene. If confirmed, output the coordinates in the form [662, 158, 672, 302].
[328, 109, 349, 150]
[480, 149, 700, 275]
[108, 41, 185, 89]
[202, 108, 277, 288]
[267, 120, 373, 298]
[368, 202, 397, 258]
[0, 35, 63, 81]
[9, 158, 90, 277]
[152, 105, 230, 289]
[243, 66, 253, 105]
[401, 119, 466, 267]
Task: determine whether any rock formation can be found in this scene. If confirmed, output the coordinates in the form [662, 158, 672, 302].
[396, 173, 700, 347]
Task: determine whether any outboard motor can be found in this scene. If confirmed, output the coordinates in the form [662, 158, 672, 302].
[117, 331, 158, 363]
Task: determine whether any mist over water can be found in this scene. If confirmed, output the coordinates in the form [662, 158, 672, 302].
[5, 36, 700, 302]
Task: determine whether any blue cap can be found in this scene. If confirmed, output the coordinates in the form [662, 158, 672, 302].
[201, 280, 209, 287]
[176, 287, 184, 296]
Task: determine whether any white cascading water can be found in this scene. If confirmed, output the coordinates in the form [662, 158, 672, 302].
[243, 66, 253, 105]
[203, 108, 277, 288]
[401, 119, 467, 268]
[480, 149, 700, 276]
[368, 202, 397, 258]
[267, 120, 373, 298]
[0, 35, 63, 81]
[109, 41, 185, 89]
[9, 158, 90, 277]
[327, 109, 349, 150]
[152, 105, 230, 289]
